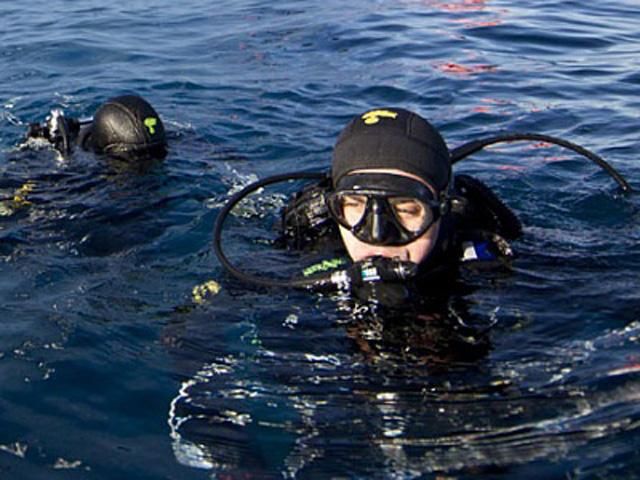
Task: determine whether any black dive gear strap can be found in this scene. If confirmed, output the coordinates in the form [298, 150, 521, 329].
[212, 171, 420, 290]
[326, 173, 447, 246]
[212, 132, 633, 290]
[452, 174, 523, 241]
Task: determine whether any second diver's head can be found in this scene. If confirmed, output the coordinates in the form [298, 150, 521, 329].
[84, 95, 167, 161]
[328, 108, 451, 265]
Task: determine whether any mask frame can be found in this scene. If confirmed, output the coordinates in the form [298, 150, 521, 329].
[326, 173, 448, 246]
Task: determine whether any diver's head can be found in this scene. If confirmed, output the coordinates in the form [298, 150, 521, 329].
[85, 95, 167, 160]
[328, 108, 451, 264]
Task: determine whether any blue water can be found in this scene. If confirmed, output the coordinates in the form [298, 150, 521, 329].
[1, 0, 639, 478]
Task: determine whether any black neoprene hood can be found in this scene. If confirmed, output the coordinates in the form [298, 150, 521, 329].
[331, 108, 451, 193]
[89, 95, 167, 157]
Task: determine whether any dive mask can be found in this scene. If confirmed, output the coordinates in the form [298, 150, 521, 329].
[327, 173, 447, 246]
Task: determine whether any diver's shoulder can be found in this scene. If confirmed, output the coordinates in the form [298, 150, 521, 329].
[451, 173, 522, 242]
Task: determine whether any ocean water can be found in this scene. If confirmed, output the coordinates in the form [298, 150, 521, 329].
[1, 0, 639, 478]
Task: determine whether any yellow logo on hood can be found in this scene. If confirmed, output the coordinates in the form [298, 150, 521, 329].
[144, 117, 157, 135]
[361, 109, 398, 125]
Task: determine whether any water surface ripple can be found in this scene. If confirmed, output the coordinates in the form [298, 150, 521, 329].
[1, 0, 639, 478]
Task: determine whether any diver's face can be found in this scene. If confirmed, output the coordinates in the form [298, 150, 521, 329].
[336, 169, 442, 264]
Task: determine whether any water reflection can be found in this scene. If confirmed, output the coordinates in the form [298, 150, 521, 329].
[165, 289, 501, 477]
[337, 291, 493, 371]
[164, 264, 640, 478]
[163, 150, 639, 477]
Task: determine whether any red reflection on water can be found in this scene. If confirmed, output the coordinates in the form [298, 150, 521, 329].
[527, 142, 570, 162]
[475, 97, 512, 112]
[413, 0, 505, 28]
[452, 18, 502, 28]
[426, 0, 487, 12]
[481, 97, 509, 104]
[530, 141, 554, 150]
[497, 165, 527, 171]
[435, 62, 497, 75]
[466, 140, 572, 171]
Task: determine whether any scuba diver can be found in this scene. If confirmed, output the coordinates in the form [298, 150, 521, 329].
[173, 111, 634, 477]
[2, 94, 169, 255]
[283, 108, 521, 285]
[212, 107, 632, 299]
[24, 94, 167, 161]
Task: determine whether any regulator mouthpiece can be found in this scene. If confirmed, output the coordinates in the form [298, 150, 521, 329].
[346, 256, 419, 287]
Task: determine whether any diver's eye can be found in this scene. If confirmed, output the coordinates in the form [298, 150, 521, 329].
[389, 197, 431, 232]
[339, 194, 368, 226]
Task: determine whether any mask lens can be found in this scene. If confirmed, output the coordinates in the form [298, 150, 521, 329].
[330, 193, 368, 228]
[388, 197, 433, 233]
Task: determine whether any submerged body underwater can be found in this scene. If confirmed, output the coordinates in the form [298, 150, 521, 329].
[1, 0, 640, 478]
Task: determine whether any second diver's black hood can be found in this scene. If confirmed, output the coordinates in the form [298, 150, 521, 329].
[81, 95, 167, 160]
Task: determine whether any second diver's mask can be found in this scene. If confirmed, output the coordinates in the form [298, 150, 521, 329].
[327, 173, 448, 246]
